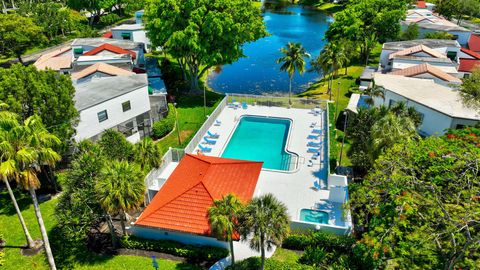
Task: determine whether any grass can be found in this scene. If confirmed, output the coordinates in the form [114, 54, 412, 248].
[271, 248, 302, 263]
[297, 43, 383, 168]
[0, 190, 200, 270]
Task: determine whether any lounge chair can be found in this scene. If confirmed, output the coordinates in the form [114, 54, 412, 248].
[198, 145, 212, 153]
[312, 152, 320, 160]
[203, 137, 217, 145]
[242, 102, 248, 109]
[310, 122, 317, 128]
[307, 134, 320, 140]
[313, 181, 322, 190]
[206, 131, 220, 139]
[312, 129, 322, 134]
[307, 148, 320, 153]
[214, 120, 222, 126]
[307, 141, 323, 147]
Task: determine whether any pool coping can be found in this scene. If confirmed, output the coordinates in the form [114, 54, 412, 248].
[218, 114, 300, 174]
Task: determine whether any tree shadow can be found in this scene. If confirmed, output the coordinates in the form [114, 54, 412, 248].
[0, 188, 33, 216]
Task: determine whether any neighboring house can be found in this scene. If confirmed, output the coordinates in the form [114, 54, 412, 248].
[33, 46, 73, 74]
[358, 66, 376, 91]
[380, 39, 461, 72]
[74, 55, 134, 73]
[390, 56, 458, 77]
[71, 62, 135, 83]
[131, 154, 263, 248]
[402, 9, 471, 45]
[112, 24, 151, 52]
[467, 34, 480, 53]
[414, 0, 435, 11]
[71, 38, 146, 69]
[458, 48, 480, 78]
[389, 63, 461, 86]
[73, 74, 152, 143]
[372, 74, 479, 136]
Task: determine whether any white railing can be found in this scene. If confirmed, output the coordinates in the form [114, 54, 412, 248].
[184, 97, 228, 154]
[225, 93, 328, 110]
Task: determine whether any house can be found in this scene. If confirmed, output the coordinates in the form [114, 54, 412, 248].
[467, 34, 480, 53]
[71, 62, 135, 83]
[131, 154, 263, 248]
[389, 63, 461, 86]
[402, 10, 471, 45]
[111, 24, 151, 52]
[380, 39, 461, 72]
[33, 46, 73, 74]
[73, 74, 153, 143]
[372, 74, 479, 136]
[71, 38, 146, 68]
[414, 0, 435, 11]
[358, 66, 376, 91]
[458, 48, 480, 78]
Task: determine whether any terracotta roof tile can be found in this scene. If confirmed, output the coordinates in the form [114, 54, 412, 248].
[468, 34, 480, 52]
[71, 62, 134, 80]
[84, 43, 136, 59]
[416, 0, 427, 8]
[136, 154, 263, 236]
[389, 44, 447, 60]
[102, 31, 113, 38]
[459, 58, 480, 72]
[33, 46, 72, 70]
[461, 47, 480, 60]
[390, 63, 461, 83]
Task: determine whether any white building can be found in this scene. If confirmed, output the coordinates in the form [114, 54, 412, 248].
[402, 9, 471, 46]
[111, 24, 151, 52]
[73, 74, 152, 143]
[373, 74, 480, 136]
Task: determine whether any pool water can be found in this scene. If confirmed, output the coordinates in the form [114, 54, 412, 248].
[300, 209, 328, 224]
[221, 116, 293, 171]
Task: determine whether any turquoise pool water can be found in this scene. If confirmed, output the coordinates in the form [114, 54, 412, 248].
[300, 209, 328, 224]
[221, 116, 293, 171]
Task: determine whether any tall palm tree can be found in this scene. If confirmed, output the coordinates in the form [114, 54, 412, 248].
[134, 137, 162, 171]
[96, 160, 146, 237]
[277, 42, 310, 106]
[2, 115, 61, 270]
[238, 194, 290, 270]
[363, 81, 385, 106]
[340, 38, 358, 75]
[317, 42, 347, 98]
[362, 32, 378, 66]
[309, 55, 329, 86]
[0, 109, 36, 249]
[208, 193, 244, 268]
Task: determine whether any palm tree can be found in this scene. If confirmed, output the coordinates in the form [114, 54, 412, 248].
[370, 113, 418, 160]
[340, 38, 358, 75]
[96, 160, 146, 237]
[363, 81, 385, 106]
[3, 115, 61, 270]
[317, 42, 347, 99]
[362, 32, 378, 66]
[309, 55, 329, 86]
[277, 42, 310, 106]
[0, 109, 36, 249]
[208, 193, 243, 268]
[238, 194, 290, 270]
[134, 137, 162, 171]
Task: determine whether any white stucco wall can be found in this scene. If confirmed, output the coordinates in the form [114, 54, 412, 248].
[374, 90, 454, 136]
[74, 85, 151, 141]
[129, 225, 229, 249]
[112, 29, 151, 52]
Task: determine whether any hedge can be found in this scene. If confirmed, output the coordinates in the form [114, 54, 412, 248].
[227, 257, 315, 270]
[120, 235, 228, 265]
[152, 104, 176, 139]
[0, 233, 4, 266]
[282, 231, 355, 253]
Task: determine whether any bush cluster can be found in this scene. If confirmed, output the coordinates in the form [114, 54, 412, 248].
[282, 231, 355, 252]
[229, 257, 314, 270]
[152, 104, 176, 139]
[120, 235, 228, 265]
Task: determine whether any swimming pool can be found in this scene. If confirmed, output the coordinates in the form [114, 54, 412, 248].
[221, 116, 294, 171]
[300, 209, 329, 224]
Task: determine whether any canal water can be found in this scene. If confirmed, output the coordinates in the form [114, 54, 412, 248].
[207, 4, 332, 94]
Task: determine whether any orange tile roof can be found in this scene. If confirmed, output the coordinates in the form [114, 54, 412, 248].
[468, 34, 480, 52]
[389, 45, 447, 60]
[459, 58, 480, 72]
[136, 154, 263, 236]
[102, 31, 113, 38]
[71, 62, 135, 80]
[83, 43, 136, 59]
[33, 46, 72, 70]
[390, 63, 461, 83]
[461, 47, 480, 60]
[416, 0, 427, 8]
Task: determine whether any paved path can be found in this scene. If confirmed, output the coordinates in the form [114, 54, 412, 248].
[209, 239, 276, 270]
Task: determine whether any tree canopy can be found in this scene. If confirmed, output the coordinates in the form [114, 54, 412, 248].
[0, 64, 78, 150]
[457, 68, 480, 111]
[350, 127, 480, 269]
[144, 0, 267, 90]
[0, 13, 46, 62]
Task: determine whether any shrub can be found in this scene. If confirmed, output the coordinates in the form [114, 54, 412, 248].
[152, 104, 176, 139]
[0, 233, 4, 266]
[298, 246, 329, 266]
[120, 235, 228, 265]
[227, 257, 315, 270]
[98, 129, 134, 160]
[282, 231, 355, 253]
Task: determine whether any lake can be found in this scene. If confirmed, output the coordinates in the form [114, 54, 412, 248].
[207, 4, 332, 95]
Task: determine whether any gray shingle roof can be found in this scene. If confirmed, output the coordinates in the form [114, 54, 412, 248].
[74, 74, 148, 111]
[383, 39, 461, 51]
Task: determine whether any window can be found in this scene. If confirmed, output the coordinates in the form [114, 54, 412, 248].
[456, 124, 465, 129]
[464, 73, 470, 78]
[122, 101, 131, 112]
[73, 47, 83, 54]
[446, 51, 457, 61]
[121, 33, 131, 40]
[97, 110, 108, 122]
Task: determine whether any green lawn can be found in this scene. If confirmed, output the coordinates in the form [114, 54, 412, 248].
[0, 190, 200, 270]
